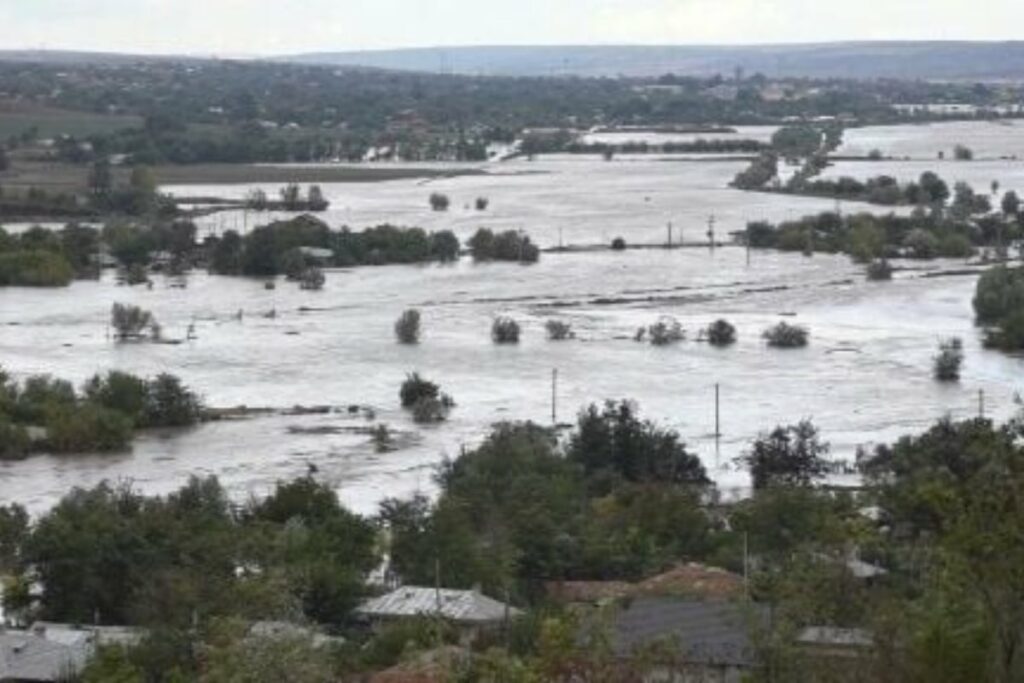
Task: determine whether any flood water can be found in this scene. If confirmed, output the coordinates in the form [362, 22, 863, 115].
[1, 121, 1023, 516]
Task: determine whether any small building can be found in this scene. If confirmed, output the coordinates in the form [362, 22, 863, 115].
[357, 587, 520, 643]
[592, 598, 760, 683]
[0, 623, 144, 682]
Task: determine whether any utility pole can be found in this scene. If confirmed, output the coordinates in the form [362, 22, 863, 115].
[714, 383, 721, 439]
[707, 215, 716, 249]
[979, 389, 986, 420]
[667, 221, 673, 248]
[551, 369, 558, 425]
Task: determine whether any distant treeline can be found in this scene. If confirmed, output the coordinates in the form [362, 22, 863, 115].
[565, 138, 767, 155]
[745, 211, 1000, 260]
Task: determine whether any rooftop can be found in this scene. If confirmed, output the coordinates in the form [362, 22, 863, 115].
[357, 587, 521, 624]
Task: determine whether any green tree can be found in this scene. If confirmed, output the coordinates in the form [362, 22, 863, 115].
[740, 421, 830, 490]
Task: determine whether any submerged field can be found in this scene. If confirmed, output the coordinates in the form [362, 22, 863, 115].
[1, 120, 1023, 516]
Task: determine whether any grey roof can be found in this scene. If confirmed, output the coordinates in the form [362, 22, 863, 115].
[599, 598, 760, 667]
[31, 623, 146, 649]
[0, 630, 91, 682]
[797, 627, 874, 648]
[357, 587, 521, 624]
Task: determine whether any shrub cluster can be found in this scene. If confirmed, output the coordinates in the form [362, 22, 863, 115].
[469, 228, 540, 263]
[394, 309, 422, 344]
[399, 373, 454, 423]
[492, 317, 521, 344]
[763, 321, 810, 348]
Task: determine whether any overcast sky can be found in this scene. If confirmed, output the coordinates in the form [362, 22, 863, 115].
[1, 0, 1022, 55]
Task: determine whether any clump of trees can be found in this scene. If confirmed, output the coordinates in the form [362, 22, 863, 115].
[298, 266, 325, 290]
[399, 373, 454, 423]
[394, 309, 422, 344]
[491, 316, 521, 344]
[207, 216, 462, 276]
[611, 236, 627, 251]
[429, 193, 450, 212]
[705, 319, 737, 346]
[763, 321, 809, 348]
[739, 420, 830, 490]
[636, 316, 685, 345]
[866, 258, 893, 281]
[545, 320, 574, 341]
[0, 367, 201, 459]
[974, 266, 1024, 350]
[111, 303, 161, 342]
[731, 152, 779, 190]
[475, 197, 489, 211]
[934, 338, 964, 382]
[469, 228, 540, 264]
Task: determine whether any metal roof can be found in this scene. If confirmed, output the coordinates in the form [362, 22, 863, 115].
[597, 598, 761, 667]
[0, 630, 91, 682]
[357, 587, 521, 624]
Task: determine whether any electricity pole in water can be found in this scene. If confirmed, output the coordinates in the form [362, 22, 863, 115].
[551, 369, 558, 425]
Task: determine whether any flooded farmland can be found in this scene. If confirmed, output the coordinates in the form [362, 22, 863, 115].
[1, 121, 1023, 517]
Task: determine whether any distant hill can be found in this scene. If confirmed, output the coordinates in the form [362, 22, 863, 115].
[280, 42, 1024, 81]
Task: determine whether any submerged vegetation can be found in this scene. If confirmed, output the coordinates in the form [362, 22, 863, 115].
[763, 321, 810, 348]
[974, 266, 1024, 350]
[0, 367, 201, 459]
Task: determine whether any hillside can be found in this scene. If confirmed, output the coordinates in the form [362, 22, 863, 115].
[281, 42, 1024, 80]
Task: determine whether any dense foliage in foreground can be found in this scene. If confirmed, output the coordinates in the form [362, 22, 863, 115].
[3, 399, 1024, 681]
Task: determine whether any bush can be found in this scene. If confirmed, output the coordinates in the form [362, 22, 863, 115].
[372, 424, 394, 453]
[953, 144, 974, 161]
[643, 317, 685, 346]
[0, 418, 30, 460]
[111, 303, 160, 341]
[475, 197, 489, 211]
[143, 374, 203, 428]
[934, 338, 964, 382]
[299, 267, 325, 290]
[394, 309, 422, 344]
[491, 317, 521, 344]
[45, 404, 133, 453]
[763, 321, 809, 348]
[705, 319, 737, 347]
[411, 396, 452, 424]
[469, 229, 540, 263]
[399, 373, 440, 408]
[545, 320, 574, 341]
[0, 250, 74, 287]
[984, 310, 1024, 351]
[429, 230, 460, 262]
[611, 237, 627, 251]
[399, 373, 453, 423]
[866, 259, 893, 281]
[429, 193, 450, 212]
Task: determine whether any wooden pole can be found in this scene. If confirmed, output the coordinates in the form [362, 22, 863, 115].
[715, 383, 721, 439]
[979, 389, 985, 419]
[552, 369, 558, 425]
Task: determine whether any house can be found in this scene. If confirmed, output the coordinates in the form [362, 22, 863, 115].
[592, 598, 761, 683]
[796, 626, 874, 659]
[0, 623, 144, 682]
[356, 587, 520, 644]
[296, 246, 334, 264]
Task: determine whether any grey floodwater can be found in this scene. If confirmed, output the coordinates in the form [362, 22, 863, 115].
[1, 122, 1022, 517]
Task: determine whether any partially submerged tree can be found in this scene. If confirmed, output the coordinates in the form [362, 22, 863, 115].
[429, 193, 450, 212]
[867, 259, 894, 281]
[111, 303, 160, 342]
[739, 420, 830, 490]
[705, 319, 737, 347]
[639, 316, 685, 346]
[394, 309, 422, 345]
[545, 320, 574, 341]
[763, 321, 809, 348]
[399, 373, 454, 423]
[492, 317, 521, 344]
[934, 338, 964, 382]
